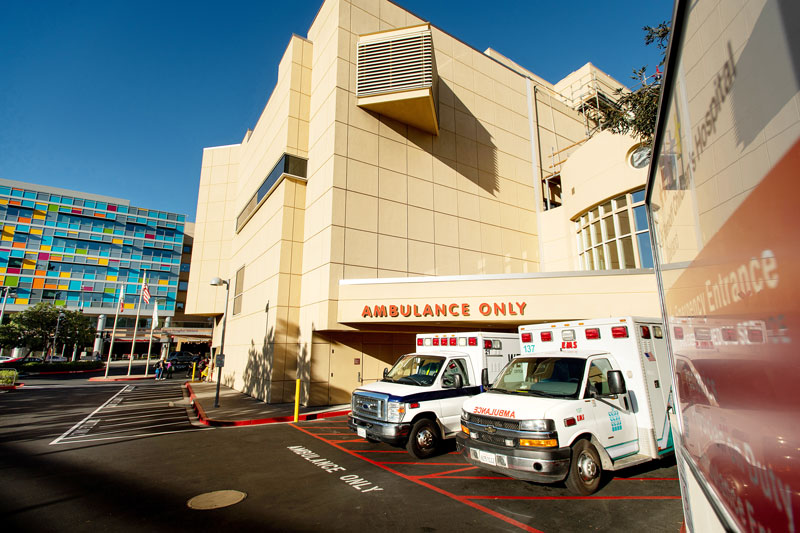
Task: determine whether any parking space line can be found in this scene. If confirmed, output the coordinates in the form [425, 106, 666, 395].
[53, 426, 212, 445]
[292, 422, 544, 533]
[465, 495, 682, 501]
[379, 461, 465, 466]
[50, 386, 127, 445]
[415, 466, 478, 479]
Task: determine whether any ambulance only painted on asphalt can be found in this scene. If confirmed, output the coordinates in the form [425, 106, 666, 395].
[457, 317, 673, 494]
[348, 332, 520, 459]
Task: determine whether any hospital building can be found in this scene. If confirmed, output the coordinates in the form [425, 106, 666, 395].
[186, 0, 660, 405]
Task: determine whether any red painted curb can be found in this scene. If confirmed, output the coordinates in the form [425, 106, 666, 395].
[185, 381, 351, 427]
[0, 383, 24, 390]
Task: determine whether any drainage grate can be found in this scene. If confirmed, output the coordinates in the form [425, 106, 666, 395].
[187, 490, 247, 510]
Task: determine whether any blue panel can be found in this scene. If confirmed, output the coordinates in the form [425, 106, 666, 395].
[11, 189, 23, 197]
[23, 191, 36, 199]
[11, 250, 24, 258]
[0, 187, 10, 195]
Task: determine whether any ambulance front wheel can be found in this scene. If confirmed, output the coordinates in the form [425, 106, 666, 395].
[406, 419, 439, 459]
[565, 439, 602, 495]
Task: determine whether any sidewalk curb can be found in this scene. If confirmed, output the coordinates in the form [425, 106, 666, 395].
[89, 375, 156, 382]
[185, 381, 351, 427]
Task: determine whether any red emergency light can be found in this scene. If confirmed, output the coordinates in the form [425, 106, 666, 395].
[721, 328, 737, 342]
[521, 332, 533, 343]
[540, 331, 553, 342]
[585, 328, 600, 339]
[747, 328, 764, 343]
[417, 338, 424, 346]
[640, 326, 651, 339]
[484, 340, 492, 349]
[673, 326, 684, 340]
[432, 338, 440, 346]
[468, 337, 478, 346]
[449, 337, 457, 346]
[611, 326, 629, 338]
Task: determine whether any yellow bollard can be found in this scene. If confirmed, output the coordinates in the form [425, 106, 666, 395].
[191, 362, 197, 382]
[293, 378, 301, 423]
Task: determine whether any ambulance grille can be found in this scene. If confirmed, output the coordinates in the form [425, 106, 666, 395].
[467, 414, 520, 431]
[476, 432, 516, 448]
[352, 393, 385, 421]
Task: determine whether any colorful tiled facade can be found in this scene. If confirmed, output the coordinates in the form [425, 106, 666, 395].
[0, 179, 185, 315]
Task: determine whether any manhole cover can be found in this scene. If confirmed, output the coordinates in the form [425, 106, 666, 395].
[187, 490, 247, 510]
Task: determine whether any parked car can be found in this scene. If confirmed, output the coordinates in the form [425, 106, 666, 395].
[166, 351, 195, 370]
[47, 355, 68, 363]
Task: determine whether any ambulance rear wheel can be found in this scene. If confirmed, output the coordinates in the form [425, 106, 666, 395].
[406, 419, 439, 459]
[565, 439, 602, 495]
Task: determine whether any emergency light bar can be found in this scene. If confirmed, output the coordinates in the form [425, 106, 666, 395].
[585, 328, 600, 339]
[541, 331, 552, 342]
[521, 332, 532, 343]
[611, 326, 629, 338]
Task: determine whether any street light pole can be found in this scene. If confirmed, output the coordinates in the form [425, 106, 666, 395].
[53, 312, 65, 360]
[209, 277, 229, 409]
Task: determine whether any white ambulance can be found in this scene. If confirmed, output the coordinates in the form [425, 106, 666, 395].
[348, 332, 520, 459]
[457, 317, 673, 494]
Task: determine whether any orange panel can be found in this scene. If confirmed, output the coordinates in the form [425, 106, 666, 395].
[33, 278, 44, 289]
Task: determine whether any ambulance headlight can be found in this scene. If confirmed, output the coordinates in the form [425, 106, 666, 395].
[461, 409, 469, 421]
[519, 419, 555, 432]
[387, 401, 406, 422]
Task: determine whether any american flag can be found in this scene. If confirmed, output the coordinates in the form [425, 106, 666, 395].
[118, 287, 125, 313]
[142, 282, 151, 304]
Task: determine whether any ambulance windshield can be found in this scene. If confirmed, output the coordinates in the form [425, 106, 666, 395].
[492, 357, 586, 398]
[383, 354, 445, 387]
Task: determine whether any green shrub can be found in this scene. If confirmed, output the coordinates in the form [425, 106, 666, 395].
[0, 369, 18, 385]
[15, 361, 105, 373]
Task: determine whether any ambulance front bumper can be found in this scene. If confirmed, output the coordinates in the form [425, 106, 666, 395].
[349, 415, 411, 446]
[456, 433, 571, 482]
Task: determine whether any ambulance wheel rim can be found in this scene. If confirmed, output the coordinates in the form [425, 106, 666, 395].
[415, 427, 435, 449]
[576, 451, 599, 482]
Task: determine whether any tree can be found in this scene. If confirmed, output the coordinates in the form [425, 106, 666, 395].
[0, 303, 96, 354]
[600, 22, 671, 144]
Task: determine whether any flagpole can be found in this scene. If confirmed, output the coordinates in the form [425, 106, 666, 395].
[104, 285, 124, 378]
[145, 300, 158, 377]
[127, 272, 146, 376]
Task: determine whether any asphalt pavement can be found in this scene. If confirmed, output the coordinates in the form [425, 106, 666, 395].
[0, 368, 685, 532]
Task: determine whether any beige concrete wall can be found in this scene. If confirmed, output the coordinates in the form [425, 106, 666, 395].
[186, 144, 240, 315]
[560, 131, 649, 220]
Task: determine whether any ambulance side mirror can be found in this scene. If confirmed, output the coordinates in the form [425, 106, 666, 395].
[454, 373, 463, 389]
[383, 367, 389, 379]
[481, 368, 490, 389]
[607, 370, 627, 395]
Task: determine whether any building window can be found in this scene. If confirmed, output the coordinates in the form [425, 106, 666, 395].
[179, 281, 188, 291]
[180, 263, 190, 272]
[575, 188, 653, 271]
[183, 245, 191, 253]
[232, 266, 245, 315]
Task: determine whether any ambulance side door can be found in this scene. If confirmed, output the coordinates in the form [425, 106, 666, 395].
[439, 358, 474, 436]
[584, 357, 639, 459]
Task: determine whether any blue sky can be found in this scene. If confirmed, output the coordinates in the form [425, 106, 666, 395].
[0, 1, 673, 221]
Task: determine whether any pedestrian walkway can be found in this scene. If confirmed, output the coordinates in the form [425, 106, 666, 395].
[185, 380, 350, 427]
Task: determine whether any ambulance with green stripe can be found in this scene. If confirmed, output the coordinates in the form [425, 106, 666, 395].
[348, 332, 520, 459]
[457, 317, 673, 494]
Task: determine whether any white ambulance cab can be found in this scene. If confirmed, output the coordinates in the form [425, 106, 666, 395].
[457, 317, 673, 494]
[349, 332, 520, 459]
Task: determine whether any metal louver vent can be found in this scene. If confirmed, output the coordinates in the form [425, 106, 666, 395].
[357, 30, 433, 97]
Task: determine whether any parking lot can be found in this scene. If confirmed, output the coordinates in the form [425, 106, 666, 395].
[292, 415, 684, 532]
